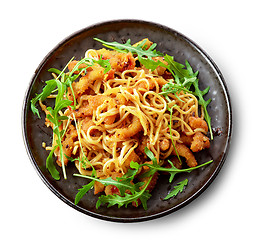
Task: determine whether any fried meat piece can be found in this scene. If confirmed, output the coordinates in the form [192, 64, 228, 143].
[56, 124, 78, 167]
[180, 133, 210, 152]
[67, 62, 105, 98]
[181, 117, 210, 152]
[189, 116, 208, 132]
[115, 115, 143, 140]
[97, 49, 136, 73]
[175, 143, 197, 167]
[160, 138, 170, 151]
[72, 95, 107, 117]
[191, 132, 210, 152]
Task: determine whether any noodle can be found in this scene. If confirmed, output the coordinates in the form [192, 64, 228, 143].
[40, 38, 211, 202]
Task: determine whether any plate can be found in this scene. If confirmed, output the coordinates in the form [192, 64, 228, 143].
[22, 19, 232, 222]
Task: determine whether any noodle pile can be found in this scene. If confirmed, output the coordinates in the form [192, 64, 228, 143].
[40, 39, 210, 197]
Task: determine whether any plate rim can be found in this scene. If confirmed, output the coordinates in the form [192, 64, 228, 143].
[22, 19, 232, 223]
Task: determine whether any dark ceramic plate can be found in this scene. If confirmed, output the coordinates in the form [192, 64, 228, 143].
[22, 20, 232, 222]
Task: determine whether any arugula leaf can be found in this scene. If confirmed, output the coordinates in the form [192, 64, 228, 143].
[164, 178, 188, 200]
[46, 145, 60, 180]
[48, 68, 62, 76]
[74, 180, 95, 205]
[185, 60, 213, 140]
[94, 37, 163, 72]
[40, 80, 57, 101]
[142, 147, 213, 183]
[137, 56, 163, 71]
[54, 99, 72, 113]
[30, 79, 57, 118]
[74, 167, 150, 209]
[74, 170, 143, 197]
[192, 80, 213, 139]
[95, 177, 152, 210]
[30, 94, 42, 118]
[94, 38, 161, 59]
[73, 147, 212, 209]
[164, 55, 192, 80]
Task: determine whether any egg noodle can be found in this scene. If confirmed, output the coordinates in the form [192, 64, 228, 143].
[37, 38, 211, 203]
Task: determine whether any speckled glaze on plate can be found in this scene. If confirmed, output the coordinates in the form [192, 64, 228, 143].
[22, 20, 232, 222]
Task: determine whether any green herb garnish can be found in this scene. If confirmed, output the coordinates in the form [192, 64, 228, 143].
[31, 55, 111, 179]
[94, 38, 161, 59]
[45, 81, 72, 180]
[74, 168, 152, 209]
[164, 178, 188, 200]
[74, 147, 212, 209]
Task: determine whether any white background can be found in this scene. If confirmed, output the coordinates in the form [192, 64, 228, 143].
[1, 0, 256, 239]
